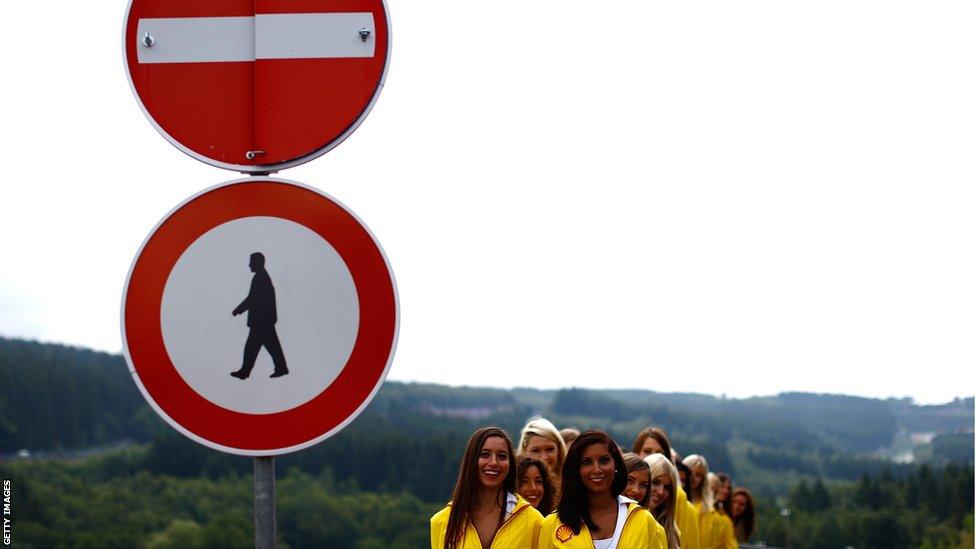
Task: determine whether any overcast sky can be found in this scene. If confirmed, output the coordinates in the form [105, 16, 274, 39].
[1, 1, 973, 405]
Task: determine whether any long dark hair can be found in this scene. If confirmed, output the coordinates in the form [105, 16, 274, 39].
[516, 455, 556, 514]
[631, 427, 674, 462]
[557, 430, 628, 535]
[731, 488, 756, 542]
[675, 461, 692, 494]
[445, 427, 517, 549]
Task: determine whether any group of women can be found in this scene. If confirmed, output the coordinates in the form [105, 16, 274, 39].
[430, 419, 757, 549]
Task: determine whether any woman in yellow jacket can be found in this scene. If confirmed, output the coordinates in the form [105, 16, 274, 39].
[634, 427, 700, 549]
[644, 453, 682, 549]
[707, 473, 738, 549]
[538, 430, 665, 549]
[431, 426, 544, 549]
[683, 455, 738, 549]
[675, 483, 702, 549]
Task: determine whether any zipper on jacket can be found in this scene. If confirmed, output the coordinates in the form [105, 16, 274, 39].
[488, 503, 529, 548]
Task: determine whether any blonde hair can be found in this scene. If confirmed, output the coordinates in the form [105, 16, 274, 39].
[645, 453, 681, 549]
[518, 417, 567, 477]
[682, 454, 714, 510]
[708, 472, 722, 510]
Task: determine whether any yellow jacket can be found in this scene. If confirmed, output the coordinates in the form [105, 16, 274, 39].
[692, 502, 737, 549]
[712, 512, 738, 549]
[537, 499, 666, 549]
[430, 493, 544, 549]
[675, 485, 701, 549]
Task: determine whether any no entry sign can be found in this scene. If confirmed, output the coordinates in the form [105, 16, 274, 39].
[123, 0, 391, 172]
[121, 178, 398, 455]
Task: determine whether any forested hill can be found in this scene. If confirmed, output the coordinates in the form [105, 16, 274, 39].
[0, 335, 972, 496]
[1, 336, 973, 547]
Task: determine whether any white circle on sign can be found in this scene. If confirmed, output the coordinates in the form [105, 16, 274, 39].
[160, 216, 359, 415]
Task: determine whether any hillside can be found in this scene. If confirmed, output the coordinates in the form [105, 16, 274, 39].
[2, 336, 971, 493]
[0, 336, 972, 548]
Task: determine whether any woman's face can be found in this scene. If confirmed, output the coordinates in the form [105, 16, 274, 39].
[518, 464, 545, 509]
[731, 494, 748, 518]
[718, 478, 732, 502]
[649, 472, 672, 511]
[526, 435, 560, 469]
[579, 443, 615, 495]
[624, 468, 650, 504]
[638, 437, 663, 459]
[477, 436, 510, 490]
[690, 465, 706, 490]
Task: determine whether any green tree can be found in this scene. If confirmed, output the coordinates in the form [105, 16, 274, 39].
[809, 478, 831, 512]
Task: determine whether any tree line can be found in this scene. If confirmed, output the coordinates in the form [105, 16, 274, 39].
[1, 447, 971, 548]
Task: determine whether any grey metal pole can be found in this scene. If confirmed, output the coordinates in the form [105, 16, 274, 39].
[254, 456, 276, 549]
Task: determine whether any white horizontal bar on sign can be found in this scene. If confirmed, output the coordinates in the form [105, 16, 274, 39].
[135, 14, 375, 65]
[137, 17, 255, 64]
[256, 13, 375, 60]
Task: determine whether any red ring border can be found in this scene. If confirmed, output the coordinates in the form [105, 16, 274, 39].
[122, 178, 397, 455]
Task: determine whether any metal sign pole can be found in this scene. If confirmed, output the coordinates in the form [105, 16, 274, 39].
[254, 456, 276, 548]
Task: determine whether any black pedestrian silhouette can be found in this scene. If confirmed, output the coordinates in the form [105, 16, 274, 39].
[230, 252, 288, 379]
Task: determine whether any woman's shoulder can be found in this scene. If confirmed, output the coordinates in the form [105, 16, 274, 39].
[623, 502, 655, 528]
[511, 494, 545, 522]
[620, 504, 666, 549]
[505, 496, 545, 535]
[645, 514, 667, 549]
[676, 484, 689, 505]
[430, 503, 453, 526]
[540, 510, 563, 529]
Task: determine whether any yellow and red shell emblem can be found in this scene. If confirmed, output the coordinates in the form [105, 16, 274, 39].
[555, 525, 575, 543]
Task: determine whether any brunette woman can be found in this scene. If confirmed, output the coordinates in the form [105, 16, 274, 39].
[644, 453, 681, 549]
[519, 418, 568, 484]
[728, 488, 755, 543]
[622, 453, 651, 507]
[676, 461, 692, 495]
[537, 430, 665, 549]
[431, 427, 544, 549]
[517, 455, 556, 515]
[632, 428, 673, 460]
[635, 428, 700, 549]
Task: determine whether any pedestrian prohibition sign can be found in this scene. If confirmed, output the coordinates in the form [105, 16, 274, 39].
[121, 178, 398, 455]
[123, 0, 391, 172]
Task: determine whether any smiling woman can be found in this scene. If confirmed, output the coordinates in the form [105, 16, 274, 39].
[537, 430, 666, 549]
[517, 455, 556, 515]
[644, 453, 682, 549]
[518, 418, 568, 485]
[430, 427, 544, 549]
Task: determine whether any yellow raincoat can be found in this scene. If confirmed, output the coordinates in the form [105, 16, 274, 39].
[431, 493, 544, 549]
[537, 498, 666, 549]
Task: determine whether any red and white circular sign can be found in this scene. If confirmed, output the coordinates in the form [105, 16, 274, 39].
[121, 178, 398, 455]
[123, 0, 390, 172]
